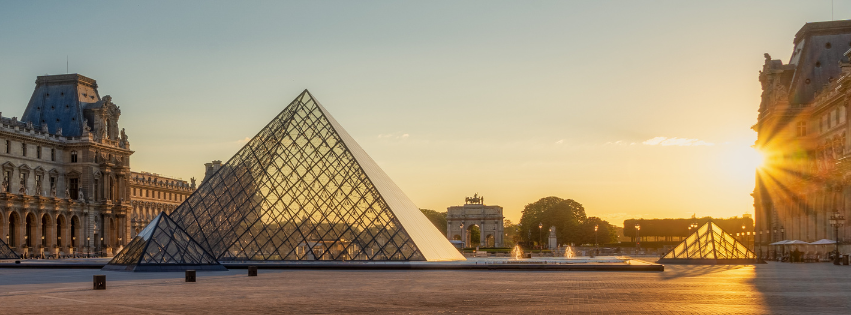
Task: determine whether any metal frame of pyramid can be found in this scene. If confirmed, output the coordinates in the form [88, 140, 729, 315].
[104, 212, 226, 271]
[107, 90, 463, 270]
[0, 237, 20, 259]
[657, 221, 762, 265]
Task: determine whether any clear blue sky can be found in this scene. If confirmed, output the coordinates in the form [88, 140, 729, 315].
[0, 1, 844, 223]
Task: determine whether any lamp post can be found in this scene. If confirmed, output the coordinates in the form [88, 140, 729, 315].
[594, 224, 599, 255]
[635, 224, 641, 252]
[538, 223, 543, 253]
[758, 230, 763, 259]
[829, 211, 845, 265]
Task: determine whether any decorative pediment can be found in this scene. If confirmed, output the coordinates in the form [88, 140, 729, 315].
[93, 169, 102, 178]
[18, 164, 31, 172]
[66, 170, 81, 177]
[48, 168, 59, 176]
[33, 166, 45, 174]
[1, 161, 15, 171]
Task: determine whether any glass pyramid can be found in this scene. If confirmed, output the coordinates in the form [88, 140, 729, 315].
[103, 212, 225, 271]
[0, 238, 19, 259]
[658, 221, 758, 264]
[111, 90, 463, 266]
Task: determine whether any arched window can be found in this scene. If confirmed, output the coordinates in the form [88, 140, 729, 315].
[70, 151, 77, 163]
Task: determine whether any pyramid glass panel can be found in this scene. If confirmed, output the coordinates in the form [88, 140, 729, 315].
[658, 221, 758, 265]
[104, 212, 226, 271]
[0, 238, 19, 259]
[138, 90, 466, 263]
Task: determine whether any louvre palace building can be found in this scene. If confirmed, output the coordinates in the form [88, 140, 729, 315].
[754, 20, 851, 258]
[0, 74, 195, 259]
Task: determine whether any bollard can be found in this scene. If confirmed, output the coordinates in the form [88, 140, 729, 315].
[185, 270, 196, 282]
[248, 266, 258, 276]
[93, 275, 106, 290]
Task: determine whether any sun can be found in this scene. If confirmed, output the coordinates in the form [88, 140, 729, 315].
[717, 144, 766, 185]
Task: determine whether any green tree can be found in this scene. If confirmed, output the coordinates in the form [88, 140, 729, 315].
[503, 219, 520, 247]
[419, 209, 447, 235]
[580, 217, 617, 245]
[519, 196, 587, 248]
[469, 225, 481, 247]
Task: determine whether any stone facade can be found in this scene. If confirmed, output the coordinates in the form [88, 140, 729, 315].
[754, 20, 851, 258]
[446, 194, 504, 248]
[128, 172, 195, 238]
[0, 74, 194, 258]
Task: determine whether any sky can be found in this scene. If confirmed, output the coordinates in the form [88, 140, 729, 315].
[0, 1, 846, 225]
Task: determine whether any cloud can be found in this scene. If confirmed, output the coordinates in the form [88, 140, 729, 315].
[642, 136, 714, 146]
[378, 132, 410, 140]
[555, 139, 564, 145]
[236, 137, 252, 144]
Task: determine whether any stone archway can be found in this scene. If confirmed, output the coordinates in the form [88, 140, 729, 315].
[56, 214, 66, 248]
[466, 224, 481, 248]
[8, 212, 20, 250]
[41, 214, 53, 257]
[25, 213, 36, 248]
[486, 234, 495, 247]
[70, 215, 81, 250]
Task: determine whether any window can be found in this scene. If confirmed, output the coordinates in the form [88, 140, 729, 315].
[146, 190, 149, 197]
[835, 109, 840, 125]
[4, 140, 8, 154]
[133, 188, 136, 196]
[3, 171, 9, 192]
[70, 151, 77, 163]
[36, 146, 41, 159]
[50, 148, 55, 161]
[797, 121, 807, 137]
[21, 143, 26, 156]
[69, 178, 79, 199]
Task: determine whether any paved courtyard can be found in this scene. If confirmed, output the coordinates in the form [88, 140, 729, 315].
[0, 260, 849, 314]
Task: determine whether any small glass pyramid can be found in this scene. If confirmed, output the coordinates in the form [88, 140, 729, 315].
[104, 212, 225, 271]
[658, 221, 758, 264]
[0, 238, 19, 259]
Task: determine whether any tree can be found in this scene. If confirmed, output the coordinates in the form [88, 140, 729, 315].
[579, 217, 617, 245]
[503, 219, 520, 247]
[518, 196, 617, 248]
[518, 196, 587, 248]
[419, 209, 447, 235]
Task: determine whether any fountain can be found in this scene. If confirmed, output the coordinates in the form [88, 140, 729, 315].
[564, 245, 575, 258]
[511, 244, 525, 259]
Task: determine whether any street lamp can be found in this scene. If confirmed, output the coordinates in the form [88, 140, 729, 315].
[538, 223, 543, 253]
[594, 224, 599, 255]
[635, 224, 641, 251]
[829, 211, 845, 265]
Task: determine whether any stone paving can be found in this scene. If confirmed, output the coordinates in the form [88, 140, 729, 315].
[0, 260, 849, 314]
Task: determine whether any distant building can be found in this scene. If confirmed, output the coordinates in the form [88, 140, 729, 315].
[0, 74, 194, 258]
[128, 172, 195, 237]
[754, 20, 851, 258]
[446, 194, 504, 248]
